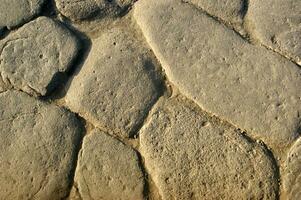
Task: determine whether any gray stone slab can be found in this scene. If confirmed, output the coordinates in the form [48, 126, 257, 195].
[140, 96, 278, 200]
[0, 90, 82, 200]
[0, 0, 45, 29]
[0, 16, 80, 96]
[246, 0, 301, 65]
[75, 129, 144, 200]
[65, 26, 161, 138]
[134, 0, 301, 149]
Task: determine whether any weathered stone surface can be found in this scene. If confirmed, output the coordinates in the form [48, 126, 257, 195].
[246, 0, 301, 65]
[55, 0, 134, 21]
[0, 16, 80, 96]
[140, 97, 278, 200]
[0, 90, 82, 200]
[0, 0, 45, 29]
[134, 0, 301, 148]
[283, 138, 301, 200]
[75, 129, 144, 200]
[185, 0, 246, 32]
[65, 26, 160, 138]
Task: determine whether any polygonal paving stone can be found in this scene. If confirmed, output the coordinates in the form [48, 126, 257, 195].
[0, 0, 45, 29]
[246, 0, 301, 65]
[0, 16, 80, 96]
[140, 96, 278, 200]
[283, 138, 301, 200]
[0, 90, 82, 200]
[55, 0, 134, 21]
[134, 0, 301, 149]
[75, 129, 144, 200]
[184, 0, 246, 32]
[65, 26, 161, 138]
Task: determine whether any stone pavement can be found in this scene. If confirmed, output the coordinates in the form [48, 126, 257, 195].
[0, 0, 300, 199]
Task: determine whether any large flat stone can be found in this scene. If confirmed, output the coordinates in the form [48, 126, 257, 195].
[139, 96, 278, 200]
[0, 0, 45, 29]
[134, 0, 301, 148]
[65, 26, 161, 138]
[0, 90, 82, 200]
[55, 0, 134, 21]
[185, 0, 246, 32]
[75, 129, 144, 200]
[283, 138, 301, 200]
[0, 16, 80, 96]
[246, 0, 301, 65]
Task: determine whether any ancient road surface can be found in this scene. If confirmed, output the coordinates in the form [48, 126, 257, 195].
[0, 0, 300, 200]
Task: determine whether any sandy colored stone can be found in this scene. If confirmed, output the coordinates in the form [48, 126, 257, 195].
[283, 138, 301, 200]
[246, 0, 301, 65]
[55, 0, 134, 21]
[75, 129, 144, 200]
[0, 0, 45, 29]
[0, 16, 80, 96]
[0, 90, 82, 200]
[140, 96, 278, 200]
[134, 0, 301, 148]
[65, 26, 161, 138]
[185, 0, 246, 32]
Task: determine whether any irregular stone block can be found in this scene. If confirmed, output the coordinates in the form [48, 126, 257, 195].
[0, 90, 82, 200]
[0, 0, 45, 29]
[0, 16, 80, 96]
[134, 0, 301, 148]
[75, 129, 144, 200]
[65, 26, 161, 138]
[283, 138, 301, 200]
[185, 0, 246, 32]
[246, 0, 301, 65]
[55, 0, 134, 21]
[140, 96, 278, 200]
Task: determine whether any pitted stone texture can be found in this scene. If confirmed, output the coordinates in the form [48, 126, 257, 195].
[247, 0, 301, 65]
[55, 0, 134, 21]
[0, 16, 80, 96]
[185, 0, 246, 32]
[66, 26, 160, 138]
[75, 129, 144, 200]
[134, 0, 301, 148]
[283, 138, 301, 200]
[0, 0, 45, 29]
[0, 90, 82, 200]
[140, 97, 278, 200]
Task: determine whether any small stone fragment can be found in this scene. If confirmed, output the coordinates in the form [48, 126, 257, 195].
[283, 138, 301, 200]
[246, 0, 301, 65]
[0, 16, 80, 96]
[0, 0, 45, 29]
[75, 129, 144, 200]
[0, 90, 82, 200]
[134, 0, 301, 148]
[65, 26, 161, 138]
[140, 97, 278, 200]
[185, 0, 246, 32]
[55, 0, 134, 21]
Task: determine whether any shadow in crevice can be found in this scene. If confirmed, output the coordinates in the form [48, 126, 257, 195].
[41, 19, 92, 102]
[239, 0, 249, 19]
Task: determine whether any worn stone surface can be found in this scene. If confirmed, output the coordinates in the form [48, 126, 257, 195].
[134, 0, 301, 148]
[75, 129, 144, 200]
[65, 26, 161, 138]
[0, 0, 45, 29]
[185, 0, 246, 32]
[0, 90, 82, 200]
[139, 96, 278, 200]
[0, 16, 80, 96]
[246, 0, 301, 65]
[283, 138, 301, 200]
[55, 0, 134, 21]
